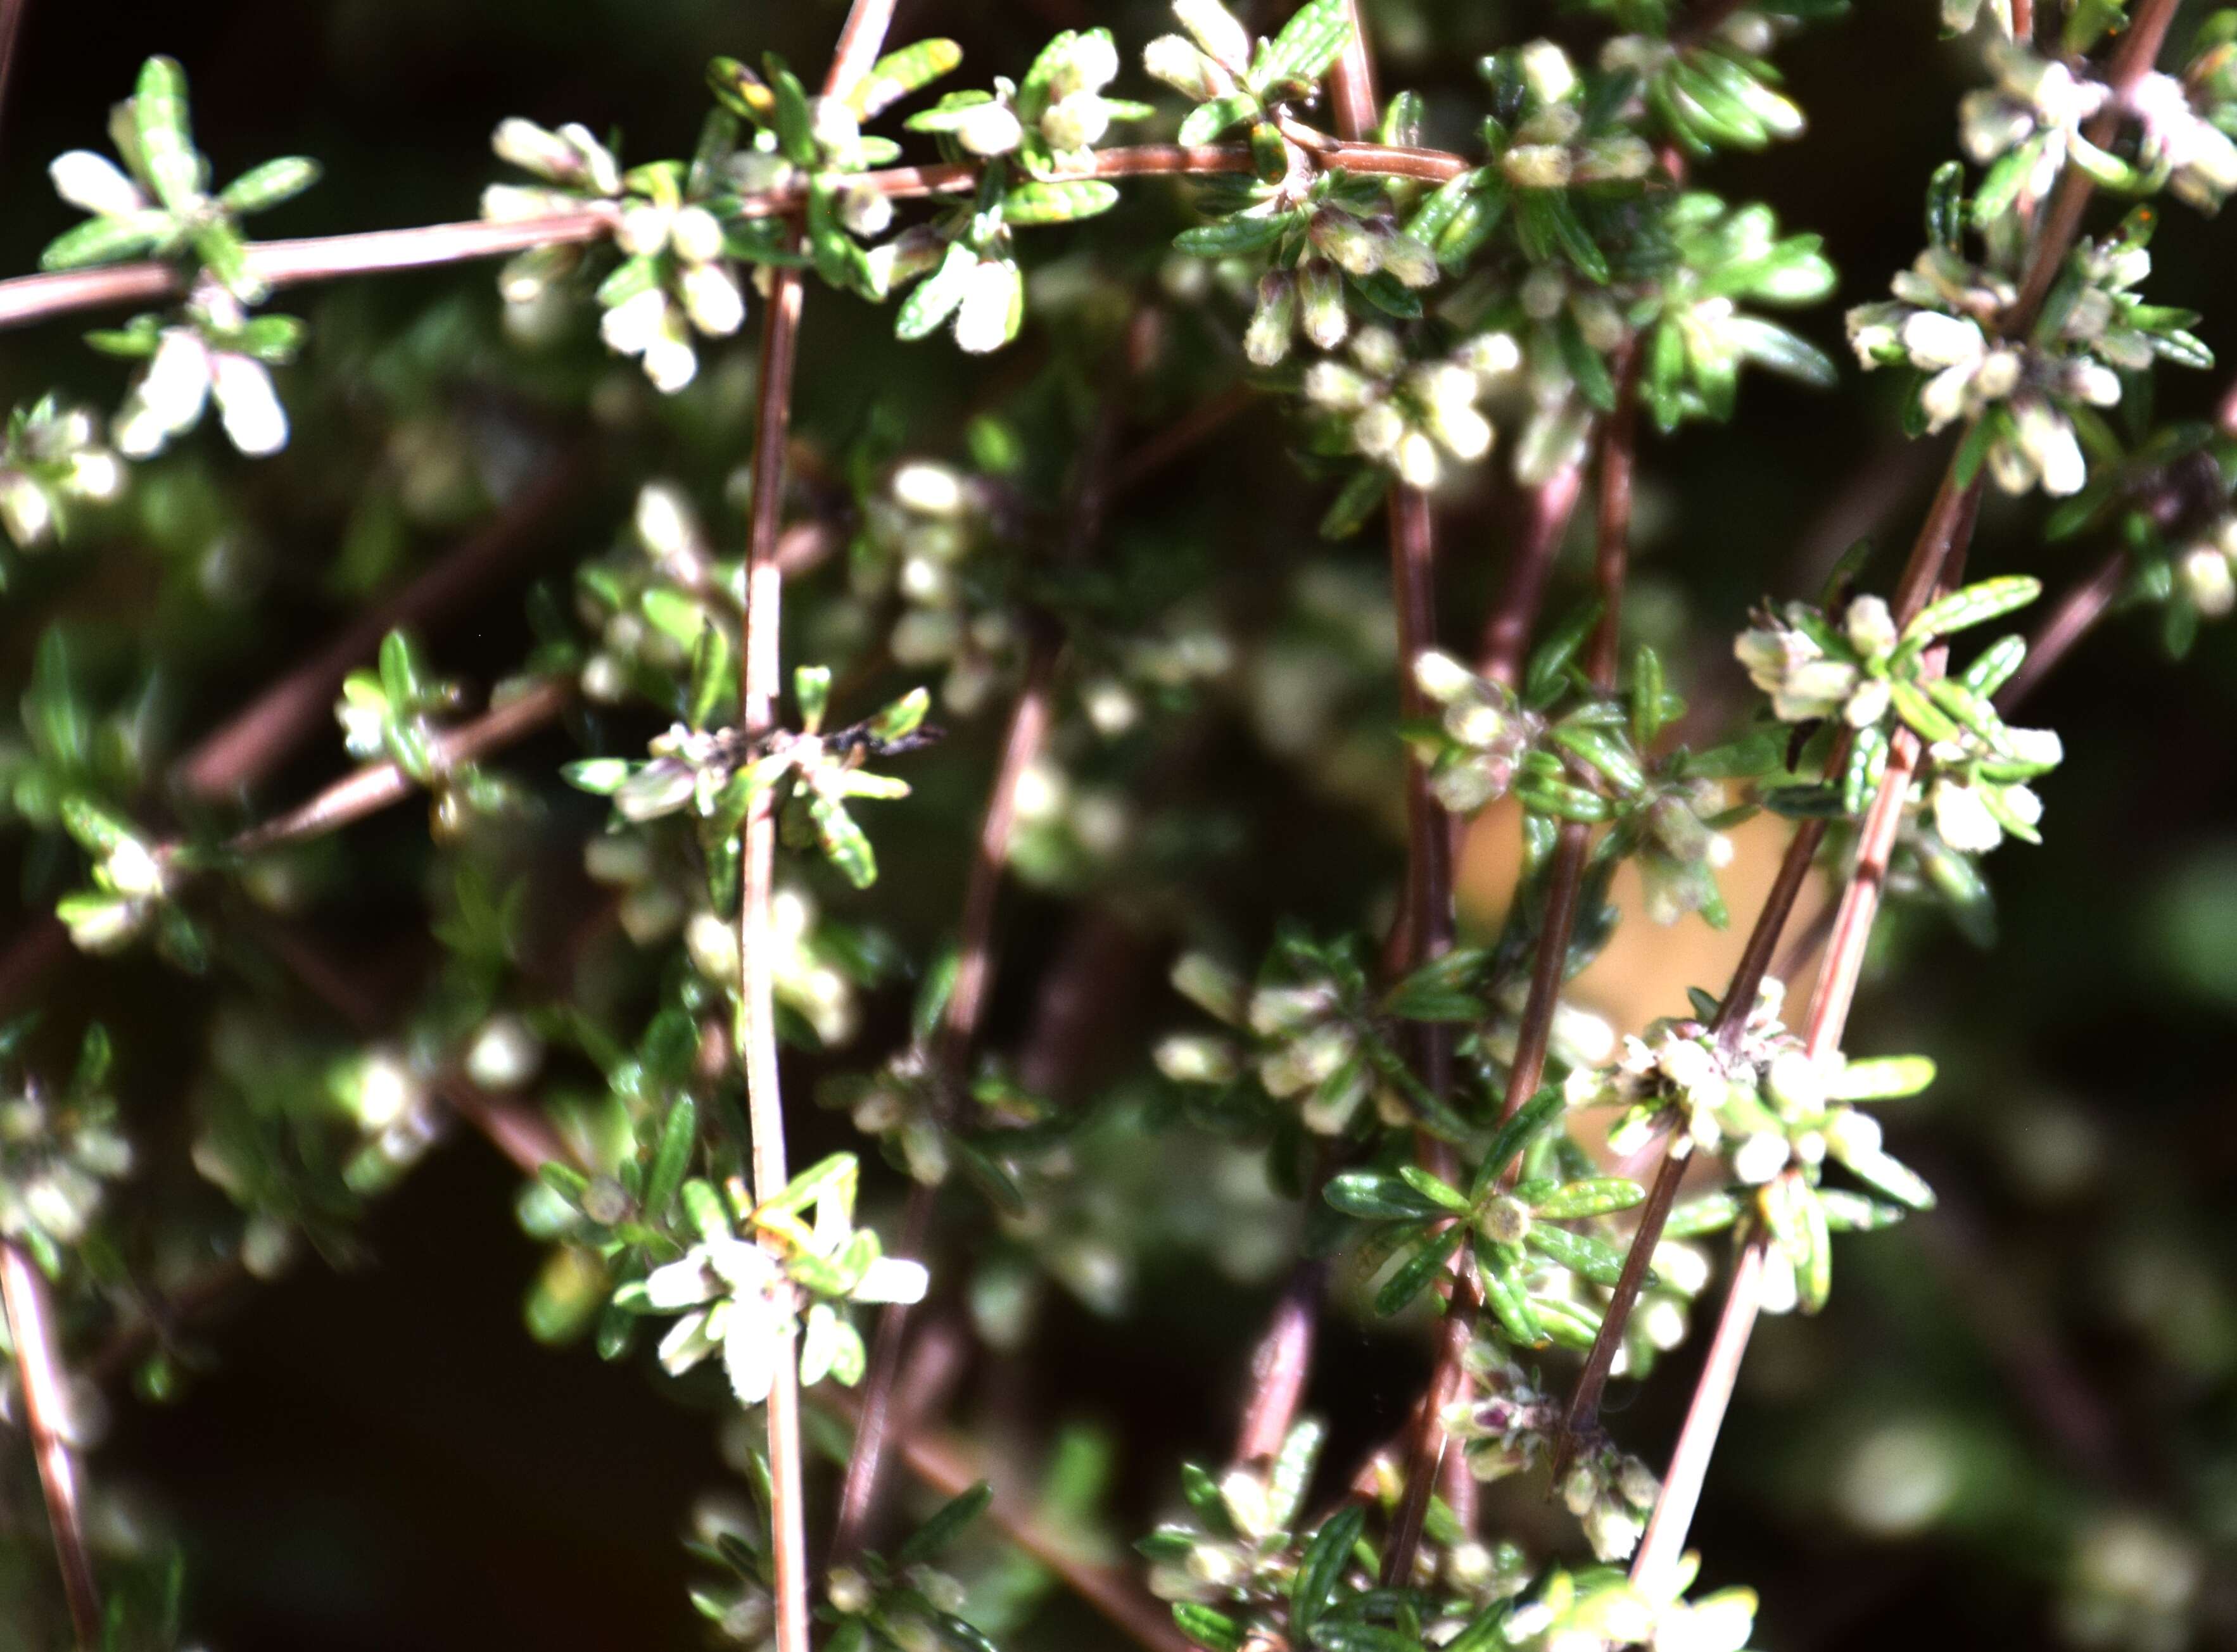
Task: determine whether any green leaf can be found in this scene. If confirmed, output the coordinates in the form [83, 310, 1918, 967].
[40, 214, 170, 271]
[1172, 1603, 1246, 1652]
[1903, 575, 2042, 646]
[1376, 1226, 1463, 1315]
[851, 39, 965, 118]
[764, 54, 819, 165]
[868, 686, 931, 745]
[1325, 1170, 1447, 1221]
[1524, 1222, 1628, 1287]
[1004, 179, 1121, 225]
[895, 1481, 992, 1565]
[1267, 1416, 1323, 1527]
[1523, 600, 1601, 707]
[1179, 94, 1260, 146]
[1531, 1177, 1645, 1220]
[1474, 1237, 1547, 1347]
[1320, 467, 1390, 539]
[1291, 1504, 1366, 1636]
[1174, 212, 1288, 255]
[134, 56, 203, 213]
[219, 156, 320, 215]
[643, 1094, 697, 1219]
[896, 241, 975, 341]
[1310, 1625, 1423, 1652]
[794, 664, 831, 733]
[930, 1613, 1001, 1652]
[1925, 160, 1966, 254]
[1252, 0, 1353, 93]
[1664, 1191, 1741, 1238]
[1473, 1086, 1565, 1199]
[688, 621, 734, 731]
[1397, 1164, 1471, 1212]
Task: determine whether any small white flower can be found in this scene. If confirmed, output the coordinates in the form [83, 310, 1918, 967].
[210, 352, 288, 457]
[952, 259, 1023, 355]
[1932, 778, 2004, 853]
[1173, 0, 1251, 73]
[955, 100, 1025, 158]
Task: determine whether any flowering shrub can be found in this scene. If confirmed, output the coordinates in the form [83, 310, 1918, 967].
[0, 1, 2234, 1649]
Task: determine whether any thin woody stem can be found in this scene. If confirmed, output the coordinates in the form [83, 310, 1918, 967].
[828, 640, 1061, 1565]
[824, 0, 899, 100]
[1328, 0, 1383, 147]
[0, 142, 1471, 335]
[2, 1240, 103, 1648]
[1388, 348, 1639, 1585]
[1994, 547, 2127, 712]
[1480, 460, 1587, 687]
[174, 455, 590, 803]
[0, 0, 29, 161]
[816, 1389, 1194, 1652]
[2005, 0, 2184, 333]
[738, 253, 813, 1652]
[1232, 1260, 1326, 1465]
[224, 676, 573, 855]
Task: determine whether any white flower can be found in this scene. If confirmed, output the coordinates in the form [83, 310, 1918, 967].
[1143, 35, 1223, 100]
[1901, 310, 1986, 371]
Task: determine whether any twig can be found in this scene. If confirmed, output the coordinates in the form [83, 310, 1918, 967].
[815, 1390, 1195, 1652]
[2005, 0, 2184, 333]
[174, 457, 587, 803]
[0, 0, 30, 161]
[1626, 1232, 1767, 1592]
[1328, 0, 1382, 148]
[829, 641, 1062, 1564]
[824, 0, 901, 101]
[738, 253, 813, 1652]
[1110, 385, 1254, 496]
[1479, 460, 1586, 688]
[1994, 548, 2127, 712]
[2, 1240, 103, 1647]
[253, 919, 576, 1175]
[0, 143, 1473, 335]
[224, 676, 573, 855]
[1232, 1261, 1326, 1465]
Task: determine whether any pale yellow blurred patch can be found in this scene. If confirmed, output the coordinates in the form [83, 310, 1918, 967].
[1457, 799, 1825, 1044]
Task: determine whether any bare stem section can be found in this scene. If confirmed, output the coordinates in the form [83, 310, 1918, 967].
[2, 1240, 103, 1648]
[0, 142, 1474, 334]
[738, 261, 813, 1652]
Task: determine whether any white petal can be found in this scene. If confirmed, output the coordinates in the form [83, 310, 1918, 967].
[854, 1256, 929, 1304]
[645, 1255, 721, 1309]
[656, 1309, 716, 1374]
[722, 1301, 782, 1405]
[50, 150, 148, 217]
[211, 354, 288, 457]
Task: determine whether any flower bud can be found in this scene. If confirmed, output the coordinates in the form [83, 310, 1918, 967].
[954, 99, 1024, 158]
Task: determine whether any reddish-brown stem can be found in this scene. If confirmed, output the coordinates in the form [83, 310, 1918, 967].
[823, 0, 899, 99]
[1628, 1230, 1767, 1592]
[0, 212, 616, 331]
[1328, 0, 1382, 146]
[1379, 481, 1470, 1581]
[1390, 351, 1638, 1582]
[1995, 548, 2127, 712]
[828, 642, 1061, 1565]
[1111, 385, 1254, 495]
[738, 255, 812, 1652]
[0, 0, 29, 160]
[1553, 1137, 1692, 1476]
[2005, 0, 2183, 334]
[0, 143, 1474, 335]
[174, 457, 587, 803]
[1232, 1261, 1327, 1465]
[224, 676, 572, 855]
[816, 1389, 1194, 1652]
[2, 1239, 104, 1647]
[254, 917, 576, 1175]
[1480, 460, 1586, 688]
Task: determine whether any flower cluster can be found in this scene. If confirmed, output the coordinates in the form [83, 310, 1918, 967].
[1960, 44, 2115, 225]
[1566, 988, 1937, 1313]
[2134, 16, 2237, 211]
[484, 115, 743, 391]
[0, 1024, 132, 1265]
[570, 667, 934, 891]
[1143, 0, 1353, 144]
[854, 459, 1022, 714]
[91, 287, 303, 459]
[0, 396, 125, 551]
[608, 1153, 927, 1405]
[1447, 1348, 1663, 1560]
[1302, 325, 1507, 487]
[1737, 574, 2065, 844]
[1412, 649, 1545, 812]
[41, 56, 320, 303]
[904, 27, 1151, 175]
[336, 631, 526, 839]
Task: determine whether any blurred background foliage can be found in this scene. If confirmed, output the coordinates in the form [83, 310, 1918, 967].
[1, 1, 2236, 1649]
